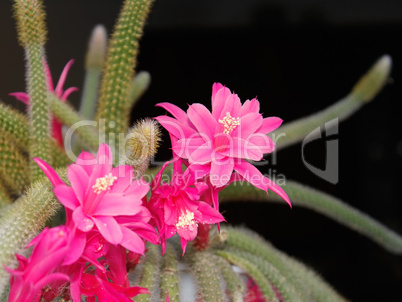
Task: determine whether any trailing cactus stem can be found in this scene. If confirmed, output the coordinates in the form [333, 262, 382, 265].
[0, 180, 11, 210]
[188, 250, 224, 302]
[13, 0, 51, 179]
[136, 244, 161, 302]
[0, 103, 30, 148]
[271, 55, 392, 151]
[0, 134, 31, 194]
[220, 180, 402, 254]
[159, 243, 180, 302]
[49, 95, 99, 151]
[0, 174, 64, 296]
[96, 0, 154, 153]
[79, 25, 107, 120]
[126, 71, 151, 111]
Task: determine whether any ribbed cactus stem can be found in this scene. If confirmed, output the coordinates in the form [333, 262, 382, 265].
[96, 0, 154, 154]
[0, 135, 30, 194]
[13, 0, 51, 180]
[189, 250, 224, 302]
[136, 244, 161, 302]
[126, 71, 151, 111]
[0, 103, 30, 148]
[159, 243, 180, 302]
[0, 180, 12, 210]
[220, 180, 402, 254]
[271, 55, 392, 151]
[216, 250, 280, 302]
[224, 227, 346, 302]
[211, 254, 245, 302]
[79, 25, 107, 121]
[0, 175, 64, 296]
[49, 95, 99, 152]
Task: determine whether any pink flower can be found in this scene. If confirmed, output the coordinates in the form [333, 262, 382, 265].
[156, 83, 290, 206]
[147, 158, 225, 255]
[9, 59, 78, 147]
[5, 227, 70, 302]
[34, 143, 157, 260]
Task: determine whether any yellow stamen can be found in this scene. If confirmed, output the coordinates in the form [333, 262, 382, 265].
[92, 173, 117, 194]
[219, 112, 240, 135]
[176, 210, 197, 230]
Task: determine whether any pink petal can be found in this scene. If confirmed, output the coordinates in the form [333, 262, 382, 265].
[210, 157, 234, 187]
[33, 273, 69, 294]
[180, 237, 188, 256]
[73, 207, 95, 232]
[93, 194, 142, 216]
[188, 141, 214, 165]
[124, 179, 150, 200]
[265, 179, 291, 207]
[172, 137, 207, 160]
[96, 143, 113, 170]
[76, 151, 96, 176]
[211, 84, 230, 120]
[63, 230, 86, 265]
[188, 164, 211, 180]
[54, 184, 80, 210]
[110, 165, 133, 193]
[9, 92, 30, 105]
[187, 103, 217, 139]
[197, 202, 225, 224]
[248, 133, 275, 154]
[218, 91, 242, 120]
[93, 216, 123, 244]
[120, 226, 146, 254]
[229, 137, 263, 161]
[43, 59, 54, 92]
[177, 223, 198, 242]
[155, 116, 196, 139]
[61, 87, 79, 101]
[258, 117, 283, 134]
[55, 59, 75, 97]
[33, 158, 64, 187]
[156, 102, 191, 125]
[240, 98, 260, 115]
[68, 164, 89, 203]
[233, 112, 262, 139]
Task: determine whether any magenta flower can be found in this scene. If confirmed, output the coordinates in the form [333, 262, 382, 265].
[34, 143, 157, 260]
[147, 158, 225, 254]
[156, 83, 290, 206]
[5, 227, 70, 302]
[9, 59, 78, 147]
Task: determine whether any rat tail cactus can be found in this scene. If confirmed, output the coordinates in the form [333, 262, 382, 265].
[0, 0, 400, 301]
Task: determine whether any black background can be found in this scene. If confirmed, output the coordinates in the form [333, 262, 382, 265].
[1, 1, 402, 300]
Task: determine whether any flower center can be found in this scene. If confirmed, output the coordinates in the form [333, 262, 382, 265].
[219, 112, 240, 135]
[176, 210, 197, 230]
[92, 173, 117, 194]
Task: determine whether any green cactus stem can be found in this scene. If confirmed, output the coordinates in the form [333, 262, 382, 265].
[159, 243, 180, 302]
[79, 25, 107, 121]
[271, 55, 392, 151]
[13, 0, 52, 180]
[126, 71, 151, 112]
[0, 103, 29, 149]
[136, 243, 161, 302]
[96, 0, 154, 158]
[0, 135, 30, 194]
[0, 180, 12, 210]
[0, 173, 65, 296]
[220, 180, 402, 254]
[49, 95, 99, 152]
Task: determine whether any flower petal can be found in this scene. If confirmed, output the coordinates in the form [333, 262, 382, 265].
[155, 116, 196, 139]
[258, 117, 283, 134]
[93, 216, 123, 245]
[93, 194, 142, 216]
[240, 98, 260, 115]
[68, 164, 89, 204]
[156, 102, 191, 126]
[210, 157, 234, 187]
[33, 158, 64, 187]
[120, 226, 145, 254]
[187, 103, 217, 139]
[73, 207, 95, 232]
[76, 151, 96, 176]
[54, 184, 80, 210]
[197, 202, 225, 224]
[233, 112, 262, 139]
[211, 84, 230, 120]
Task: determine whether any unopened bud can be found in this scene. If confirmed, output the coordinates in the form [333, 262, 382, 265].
[85, 25, 107, 70]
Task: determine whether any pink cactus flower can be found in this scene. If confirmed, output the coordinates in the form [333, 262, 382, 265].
[156, 83, 290, 206]
[5, 227, 70, 302]
[147, 158, 225, 255]
[9, 59, 78, 147]
[34, 143, 157, 259]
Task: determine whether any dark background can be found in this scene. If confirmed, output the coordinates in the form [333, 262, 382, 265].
[1, 0, 402, 300]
